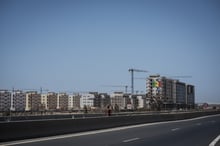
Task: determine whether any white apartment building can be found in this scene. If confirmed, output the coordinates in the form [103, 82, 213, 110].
[68, 95, 73, 110]
[136, 95, 146, 109]
[80, 93, 95, 109]
[41, 93, 48, 110]
[110, 92, 130, 110]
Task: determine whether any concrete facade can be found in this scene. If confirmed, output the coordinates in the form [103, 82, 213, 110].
[176, 82, 186, 104]
[187, 85, 195, 108]
[13, 90, 26, 111]
[136, 94, 146, 109]
[47, 92, 58, 111]
[25, 91, 41, 112]
[58, 93, 68, 111]
[0, 90, 11, 112]
[98, 93, 111, 109]
[110, 92, 130, 110]
[80, 93, 95, 109]
[68, 94, 81, 110]
[41, 94, 48, 110]
[147, 75, 195, 109]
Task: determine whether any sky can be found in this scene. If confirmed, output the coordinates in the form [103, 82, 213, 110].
[0, 0, 220, 103]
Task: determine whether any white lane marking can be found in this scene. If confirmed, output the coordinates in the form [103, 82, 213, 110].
[171, 128, 180, 131]
[209, 134, 220, 146]
[1, 114, 220, 146]
[123, 138, 140, 143]
[195, 123, 202, 126]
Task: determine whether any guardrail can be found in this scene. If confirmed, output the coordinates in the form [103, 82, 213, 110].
[0, 110, 219, 142]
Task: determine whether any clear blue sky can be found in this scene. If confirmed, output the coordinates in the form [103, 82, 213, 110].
[1, 0, 220, 103]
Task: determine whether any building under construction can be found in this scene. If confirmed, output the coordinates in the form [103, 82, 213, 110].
[147, 75, 195, 110]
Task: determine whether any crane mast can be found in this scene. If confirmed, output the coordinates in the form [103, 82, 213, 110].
[128, 68, 148, 94]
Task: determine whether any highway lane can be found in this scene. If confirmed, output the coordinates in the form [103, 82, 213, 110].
[2, 114, 220, 146]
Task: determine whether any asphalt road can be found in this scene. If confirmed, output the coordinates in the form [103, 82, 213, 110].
[2, 114, 220, 146]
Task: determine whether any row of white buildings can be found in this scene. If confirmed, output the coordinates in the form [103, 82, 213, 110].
[0, 90, 147, 112]
[0, 75, 195, 112]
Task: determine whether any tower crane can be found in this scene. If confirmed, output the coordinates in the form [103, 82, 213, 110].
[128, 68, 148, 94]
[102, 85, 129, 93]
[135, 76, 192, 80]
[21, 88, 49, 94]
[168, 76, 192, 79]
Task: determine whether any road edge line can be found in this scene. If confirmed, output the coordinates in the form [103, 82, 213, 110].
[209, 134, 220, 146]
